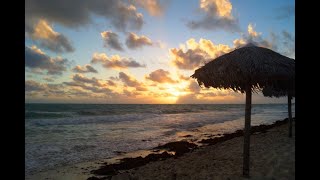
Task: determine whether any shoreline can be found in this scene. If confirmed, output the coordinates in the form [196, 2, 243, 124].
[26, 117, 295, 180]
[88, 118, 294, 179]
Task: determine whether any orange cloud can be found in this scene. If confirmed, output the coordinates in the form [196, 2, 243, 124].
[25, 80, 66, 97]
[233, 23, 273, 49]
[187, 0, 239, 32]
[33, 19, 58, 40]
[170, 48, 208, 70]
[30, 45, 45, 55]
[63, 74, 116, 95]
[189, 38, 231, 57]
[91, 53, 145, 69]
[72, 74, 103, 86]
[73, 64, 98, 73]
[187, 81, 201, 93]
[248, 23, 260, 38]
[175, 90, 241, 104]
[146, 69, 177, 83]
[200, 0, 233, 19]
[178, 74, 190, 81]
[233, 38, 246, 47]
[119, 72, 147, 91]
[123, 89, 141, 97]
[29, 19, 74, 53]
[132, 0, 164, 16]
[106, 80, 116, 86]
[25, 80, 47, 92]
[126, 32, 153, 49]
[170, 38, 232, 70]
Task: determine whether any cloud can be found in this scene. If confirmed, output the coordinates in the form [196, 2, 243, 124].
[170, 38, 232, 70]
[170, 48, 208, 70]
[247, 24, 260, 38]
[136, 86, 148, 91]
[106, 80, 116, 86]
[175, 94, 199, 104]
[233, 23, 295, 58]
[91, 53, 145, 69]
[281, 31, 295, 57]
[187, 0, 240, 32]
[101, 31, 124, 51]
[153, 40, 167, 49]
[132, 0, 164, 16]
[72, 74, 103, 86]
[81, 85, 112, 94]
[200, 0, 233, 18]
[25, 80, 66, 97]
[179, 74, 190, 81]
[275, 5, 295, 20]
[233, 23, 273, 49]
[110, 76, 120, 81]
[73, 64, 98, 73]
[175, 90, 240, 104]
[187, 16, 240, 32]
[65, 82, 112, 94]
[171, 24, 293, 71]
[118, 72, 147, 91]
[26, 77, 150, 101]
[26, 19, 74, 53]
[63, 74, 114, 94]
[126, 32, 153, 49]
[232, 38, 247, 48]
[282, 31, 294, 43]
[232, 24, 294, 58]
[43, 77, 55, 82]
[25, 0, 144, 32]
[123, 89, 141, 97]
[146, 69, 177, 83]
[187, 81, 201, 93]
[45, 84, 66, 95]
[25, 46, 70, 75]
[25, 80, 46, 92]
[270, 30, 295, 58]
[119, 72, 140, 87]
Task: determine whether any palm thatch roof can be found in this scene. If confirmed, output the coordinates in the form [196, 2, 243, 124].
[191, 44, 295, 93]
[262, 85, 295, 98]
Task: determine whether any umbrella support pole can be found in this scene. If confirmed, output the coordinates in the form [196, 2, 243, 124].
[288, 94, 292, 137]
[243, 87, 252, 177]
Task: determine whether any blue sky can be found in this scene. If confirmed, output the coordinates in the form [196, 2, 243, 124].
[25, 0, 295, 104]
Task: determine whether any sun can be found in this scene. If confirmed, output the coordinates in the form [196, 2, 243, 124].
[166, 86, 188, 97]
[169, 88, 181, 97]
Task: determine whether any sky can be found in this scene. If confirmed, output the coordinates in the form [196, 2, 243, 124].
[25, 0, 295, 104]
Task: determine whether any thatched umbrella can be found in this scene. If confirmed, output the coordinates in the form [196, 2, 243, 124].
[262, 79, 295, 137]
[191, 43, 295, 177]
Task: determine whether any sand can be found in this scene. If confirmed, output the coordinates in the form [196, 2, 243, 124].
[118, 122, 295, 180]
[26, 121, 295, 180]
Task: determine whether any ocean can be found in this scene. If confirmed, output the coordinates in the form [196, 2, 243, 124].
[25, 103, 294, 175]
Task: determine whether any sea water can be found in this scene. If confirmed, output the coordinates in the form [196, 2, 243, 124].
[25, 104, 294, 175]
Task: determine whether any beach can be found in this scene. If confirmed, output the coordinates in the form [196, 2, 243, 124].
[26, 119, 295, 180]
[123, 121, 295, 180]
[25, 104, 292, 176]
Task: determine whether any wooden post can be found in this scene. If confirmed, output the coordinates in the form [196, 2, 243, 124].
[288, 94, 292, 137]
[243, 86, 252, 177]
